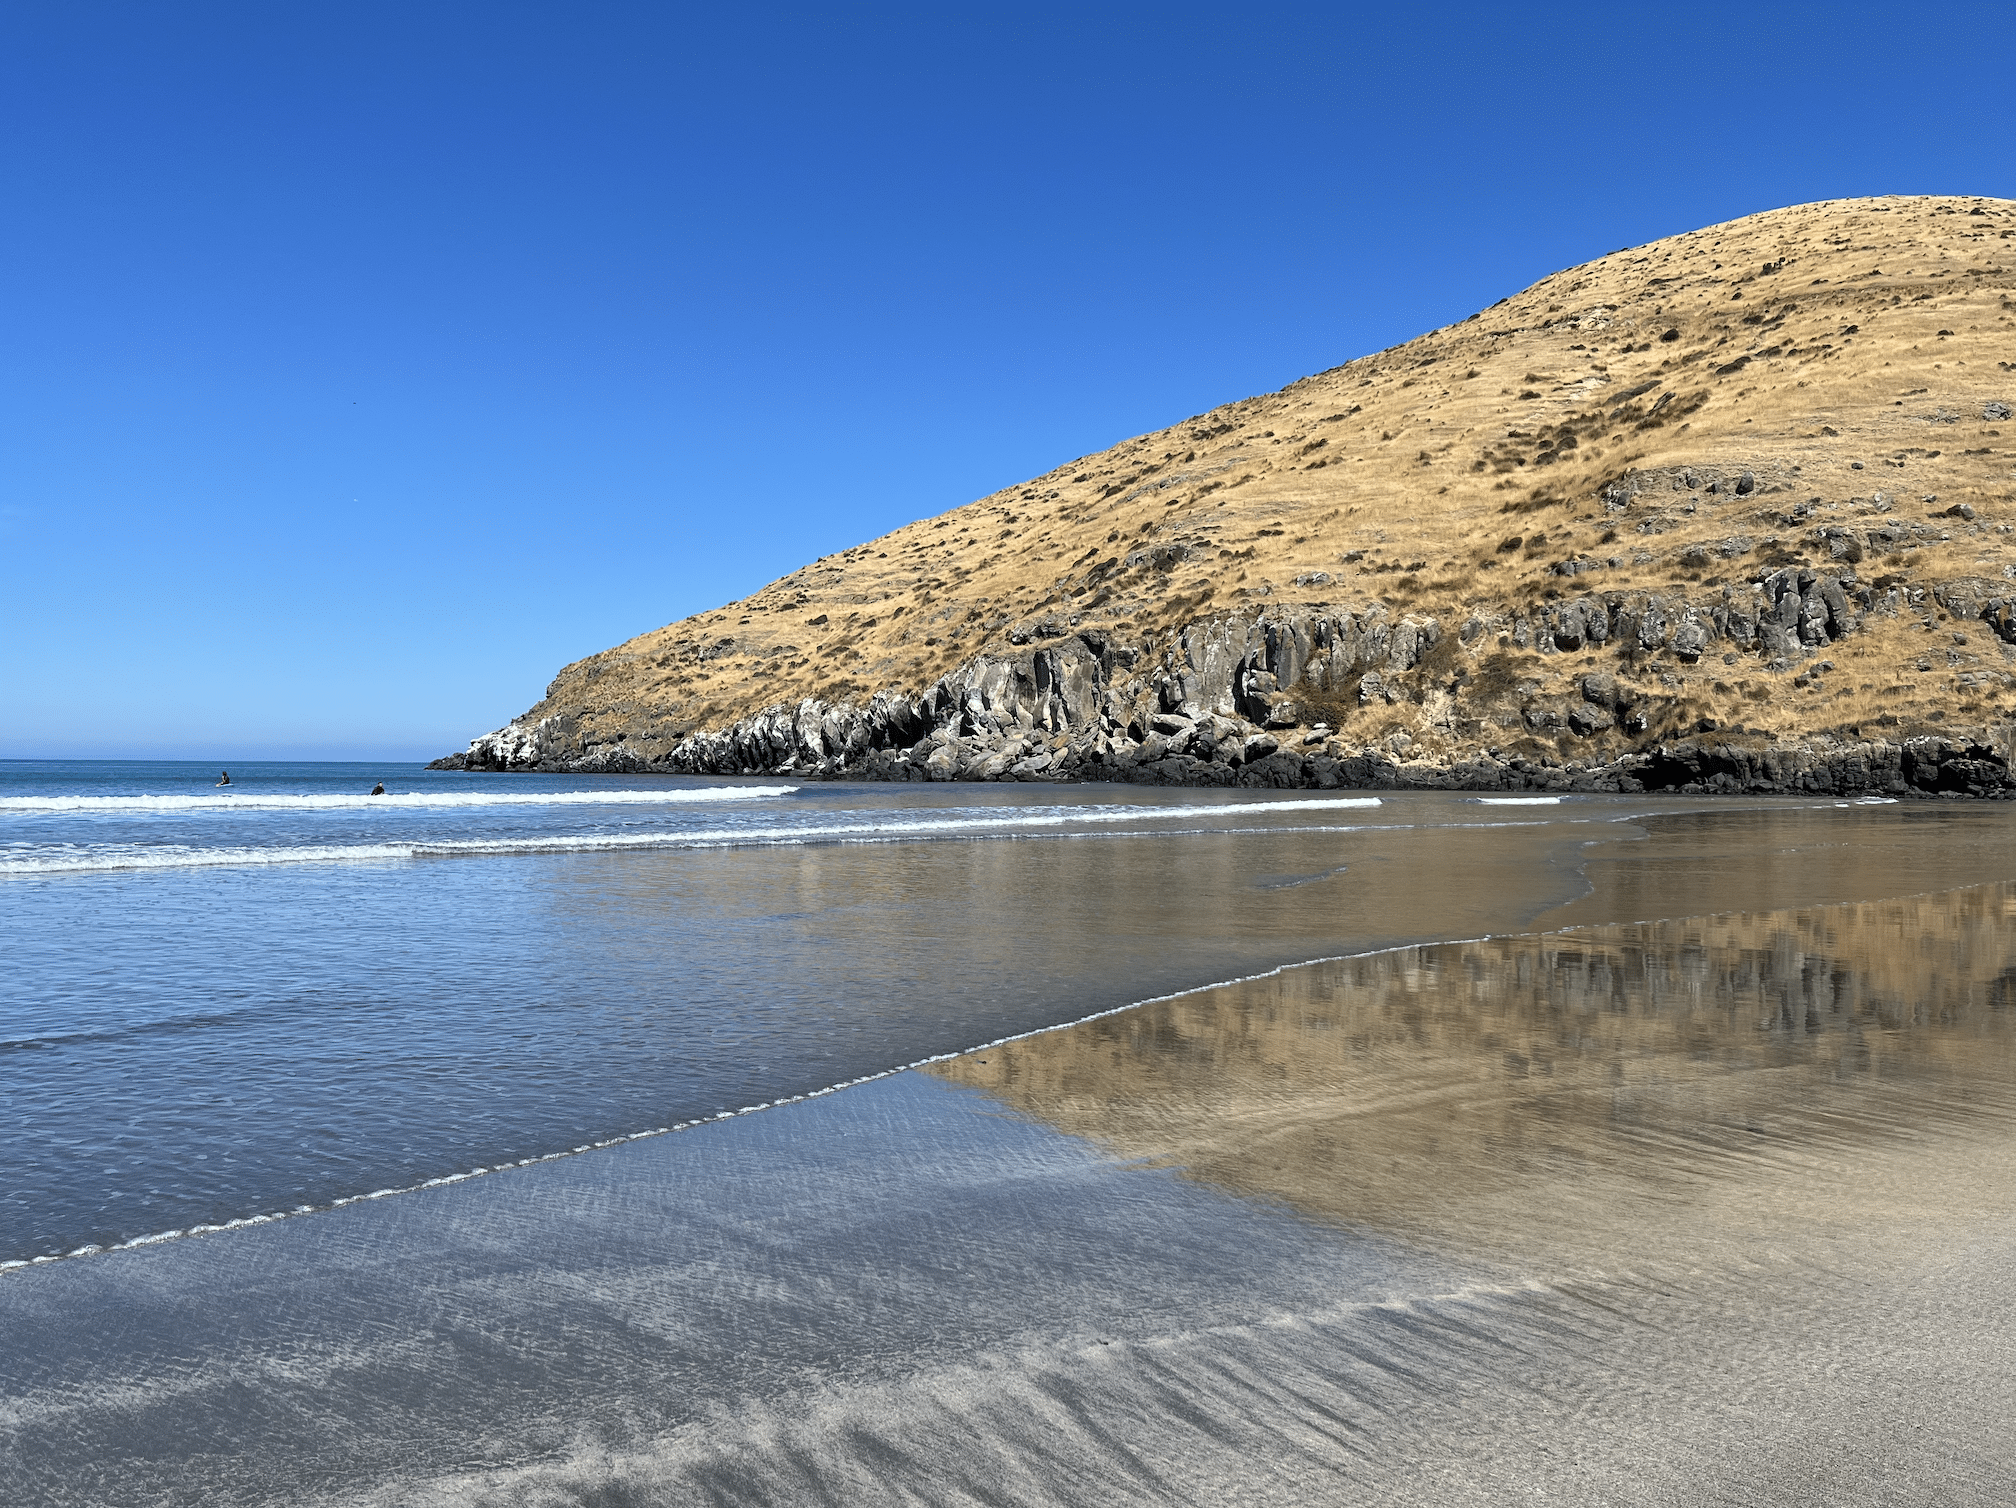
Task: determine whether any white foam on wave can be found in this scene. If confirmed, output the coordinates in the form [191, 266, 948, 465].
[0, 797, 1385, 876]
[1472, 796, 1562, 805]
[1, 843, 422, 876]
[404, 799, 1386, 857]
[0, 786, 798, 814]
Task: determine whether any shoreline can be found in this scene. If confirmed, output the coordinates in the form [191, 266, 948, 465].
[8, 857, 2005, 1277]
[8, 875, 2016, 1505]
[436, 720, 2016, 799]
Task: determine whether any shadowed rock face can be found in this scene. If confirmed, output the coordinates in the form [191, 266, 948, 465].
[434, 195, 2016, 795]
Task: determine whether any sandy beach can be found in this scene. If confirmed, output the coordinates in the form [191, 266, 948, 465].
[6, 865, 2014, 1504]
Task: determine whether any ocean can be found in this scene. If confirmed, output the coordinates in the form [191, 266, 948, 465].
[5, 760, 2016, 1504]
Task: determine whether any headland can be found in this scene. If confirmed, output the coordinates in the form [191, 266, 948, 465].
[434, 196, 2016, 796]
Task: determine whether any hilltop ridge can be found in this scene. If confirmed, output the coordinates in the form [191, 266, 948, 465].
[436, 195, 2016, 795]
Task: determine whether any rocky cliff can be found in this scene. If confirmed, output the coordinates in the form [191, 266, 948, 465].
[434, 195, 2016, 796]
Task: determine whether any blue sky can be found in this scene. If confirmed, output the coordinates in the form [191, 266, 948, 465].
[3, 3, 2010, 759]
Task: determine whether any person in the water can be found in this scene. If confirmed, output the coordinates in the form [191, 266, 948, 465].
[369, 782, 385, 796]
[216, 770, 231, 787]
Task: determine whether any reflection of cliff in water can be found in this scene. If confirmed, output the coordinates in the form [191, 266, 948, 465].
[935, 884, 2016, 1261]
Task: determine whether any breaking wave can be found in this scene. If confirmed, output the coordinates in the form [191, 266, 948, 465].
[0, 797, 1386, 876]
[0, 786, 800, 814]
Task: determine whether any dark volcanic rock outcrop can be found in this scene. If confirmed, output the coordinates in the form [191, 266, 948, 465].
[435, 576, 2015, 796]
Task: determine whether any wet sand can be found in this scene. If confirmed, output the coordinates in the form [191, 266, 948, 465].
[941, 886, 2016, 1268]
[6, 824, 2016, 1503]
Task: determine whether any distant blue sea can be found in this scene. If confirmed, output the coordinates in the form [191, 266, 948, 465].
[0, 759, 1988, 1268]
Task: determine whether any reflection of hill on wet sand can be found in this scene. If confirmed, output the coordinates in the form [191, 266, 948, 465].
[934, 885, 2016, 1263]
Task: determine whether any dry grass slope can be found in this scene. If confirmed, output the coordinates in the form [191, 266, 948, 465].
[455, 195, 2016, 779]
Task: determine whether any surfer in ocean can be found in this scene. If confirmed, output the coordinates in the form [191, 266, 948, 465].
[216, 770, 231, 787]
[370, 782, 385, 796]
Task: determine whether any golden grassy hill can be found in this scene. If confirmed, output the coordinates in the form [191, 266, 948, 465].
[442, 194, 2016, 791]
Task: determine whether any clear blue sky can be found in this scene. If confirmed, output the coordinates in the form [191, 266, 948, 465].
[3, 3, 2009, 759]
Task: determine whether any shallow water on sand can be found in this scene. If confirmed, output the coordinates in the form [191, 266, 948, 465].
[17, 761, 1988, 1265]
[4, 794, 2016, 1504]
